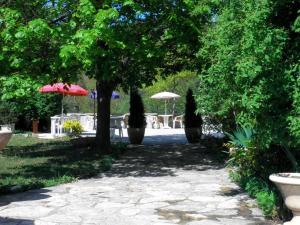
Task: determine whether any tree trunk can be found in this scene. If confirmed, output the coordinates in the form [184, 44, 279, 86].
[95, 80, 114, 154]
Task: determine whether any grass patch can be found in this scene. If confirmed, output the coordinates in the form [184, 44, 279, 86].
[0, 134, 126, 195]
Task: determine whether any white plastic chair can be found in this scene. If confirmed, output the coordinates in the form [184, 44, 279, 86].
[173, 115, 184, 129]
[110, 116, 123, 140]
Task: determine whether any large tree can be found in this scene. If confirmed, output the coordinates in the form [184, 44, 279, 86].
[0, 0, 213, 153]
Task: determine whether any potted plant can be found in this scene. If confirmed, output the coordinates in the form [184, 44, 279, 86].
[0, 128, 13, 151]
[63, 120, 92, 148]
[0, 104, 16, 150]
[127, 89, 146, 144]
[0, 103, 16, 132]
[269, 173, 300, 225]
[269, 146, 300, 225]
[184, 88, 202, 143]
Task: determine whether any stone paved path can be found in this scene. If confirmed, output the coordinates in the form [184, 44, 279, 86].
[0, 135, 275, 225]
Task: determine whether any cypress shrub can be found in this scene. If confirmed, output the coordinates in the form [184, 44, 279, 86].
[185, 88, 202, 128]
[128, 90, 146, 128]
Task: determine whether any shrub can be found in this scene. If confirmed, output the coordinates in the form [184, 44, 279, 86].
[256, 190, 277, 217]
[184, 88, 202, 128]
[225, 125, 257, 178]
[63, 120, 84, 138]
[128, 89, 146, 128]
[101, 156, 113, 171]
[226, 126, 279, 218]
[0, 102, 17, 125]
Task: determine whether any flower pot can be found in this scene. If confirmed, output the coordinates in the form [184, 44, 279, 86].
[0, 130, 12, 151]
[1, 124, 15, 132]
[127, 128, 145, 144]
[32, 119, 39, 134]
[184, 127, 201, 143]
[269, 173, 300, 225]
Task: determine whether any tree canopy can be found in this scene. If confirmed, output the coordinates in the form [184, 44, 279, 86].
[0, 0, 215, 152]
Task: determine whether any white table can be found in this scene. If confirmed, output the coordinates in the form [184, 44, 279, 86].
[158, 114, 173, 129]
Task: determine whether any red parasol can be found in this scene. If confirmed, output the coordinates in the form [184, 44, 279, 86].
[39, 83, 88, 96]
[39, 83, 88, 118]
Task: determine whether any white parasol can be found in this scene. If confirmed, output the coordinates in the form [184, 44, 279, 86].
[151, 91, 180, 114]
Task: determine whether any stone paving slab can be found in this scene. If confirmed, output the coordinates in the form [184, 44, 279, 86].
[0, 141, 276, 225]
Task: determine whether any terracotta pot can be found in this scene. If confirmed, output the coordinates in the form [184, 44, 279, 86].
[184, 127, 201, 143]
[269, 173, 300, 225]
[127, 128, 145, 144]
[32, 119, 39, 134]
[0, 131, 12, 151]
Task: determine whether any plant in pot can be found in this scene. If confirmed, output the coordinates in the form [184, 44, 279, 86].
[269, 146, 300, 225]
[127, 89, 146, 144]
[184, 88, 202, 143]
[0, 103, 16, 150]
[63, 120, 93, 148]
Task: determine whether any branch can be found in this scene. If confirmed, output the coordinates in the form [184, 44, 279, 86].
[50, 12, 72, 25]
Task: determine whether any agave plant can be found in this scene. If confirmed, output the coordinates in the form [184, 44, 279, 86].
[226, 126, 254, 149]
[225, 125, 256, 173]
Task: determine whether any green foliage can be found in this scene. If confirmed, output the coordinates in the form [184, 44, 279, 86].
[194, 1, 300, 219]
[0, 75, 61, 121]
[226, 126, 257, 178]
[185, 89, 202, 128]
[0, 0, 214, 150]
[101, 155, 113, 171]
[227, 126, 254, 149]
[197, 0, 296, 145]
[128, 90, 146, 128]
[0, 102, 17, 124]
[63, 120, 84, 138]
[256, 190, 277, 217]
[226, 125, 300, 218]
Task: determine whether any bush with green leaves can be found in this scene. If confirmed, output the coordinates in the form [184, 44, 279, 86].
[225, 126, 258, 177]
[197, 0, 300, 156]
[185, 89, 202, 128]
[0, 102, 17, 125]
[101, 156, 113, 171]
[198, 1, 300, 219]
[63, 120, 84, 138]
[0, 76, 61, 124]
[225, 125, 297, 218]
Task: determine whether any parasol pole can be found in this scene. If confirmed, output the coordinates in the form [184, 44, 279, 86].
[165, 99, 167, 115]
[61, 94, 64, 133]
[172, 97, 176, 117]
[93, 89, 96, 130]
[61, 95, 64, 118]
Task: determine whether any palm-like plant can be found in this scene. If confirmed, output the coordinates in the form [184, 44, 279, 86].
[227, 126, 254, 149]
[225, 125, 255, 172]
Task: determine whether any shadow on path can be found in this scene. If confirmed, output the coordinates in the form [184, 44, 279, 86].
[118, 134, 187, 145]
[0, 189, 51, 207]
[104, 140, 226, 178]
[0, 217, 34, 225]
